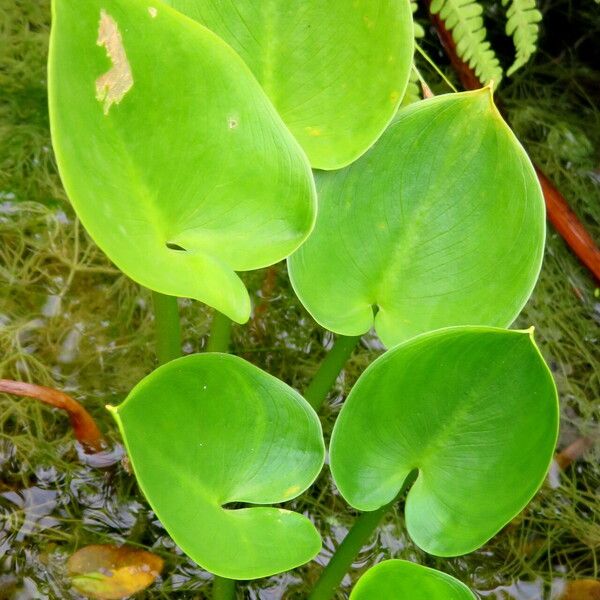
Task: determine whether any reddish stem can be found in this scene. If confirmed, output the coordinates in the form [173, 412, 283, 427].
[0, 379, 106, 453]
[536, 169, 600, 280]
[555, 436, 594, 470]
[423, 0, 600, 282]
[251, 264, 279, 335]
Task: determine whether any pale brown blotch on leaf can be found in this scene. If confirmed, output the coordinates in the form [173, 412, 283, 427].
[95, 10, 133, 115]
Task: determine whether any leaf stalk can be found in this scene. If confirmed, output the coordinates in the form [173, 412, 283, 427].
[307, 470, 418, 600]
[206, 310, 233, 353]
[305, 335, 361, 411]
[213, 575, 236, 600]
[151, 292, 182, 365]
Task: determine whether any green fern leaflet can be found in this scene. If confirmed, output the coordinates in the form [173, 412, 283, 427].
[429, 0, 503, 85]
[503, 0, 542, 75]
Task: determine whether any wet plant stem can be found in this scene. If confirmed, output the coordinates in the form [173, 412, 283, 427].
[206, 309, 233, 353]
[206, 308, 235, 598]
[213, 576, 236, 600]
[305, 335, 361, 411]
[151, 292, 181, 365]
[307, 470, 418, 600]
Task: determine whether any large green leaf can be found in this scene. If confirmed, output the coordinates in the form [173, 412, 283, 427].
[109, 353, 325, 579]
[49, 0, 316, 323]
[330, 327, 558, 556]
[165, 0, 414, 169]
[350, 560, 476, 599]
[288, 89, 545, 347]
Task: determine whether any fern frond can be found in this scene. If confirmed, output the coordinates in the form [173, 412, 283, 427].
[400, 4, 425, 107]
[429, 0, 503, 86]
[411, 0, 426, 39]
[401, 67, 423, 107]
[502, 0, 542, 76]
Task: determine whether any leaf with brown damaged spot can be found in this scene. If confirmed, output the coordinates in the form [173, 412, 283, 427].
[48, 0, 316, 323]
[68, 545, 163, 600]
[95, 10, 133, 115]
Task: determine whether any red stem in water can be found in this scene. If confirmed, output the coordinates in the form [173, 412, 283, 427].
[536, 168, 600, 280]
[555, 436, 594, 470]
[0, 379, 106, 453]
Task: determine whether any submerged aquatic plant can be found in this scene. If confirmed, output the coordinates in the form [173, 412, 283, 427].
[2, 0, 596, 596]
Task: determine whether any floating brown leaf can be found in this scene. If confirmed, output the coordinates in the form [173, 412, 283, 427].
[68, 544, 163, 600]
[561, 580, 600, 600]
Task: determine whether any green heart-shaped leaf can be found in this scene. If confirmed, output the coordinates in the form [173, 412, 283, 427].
[49, 0, 316, 323]
[350, 560, 476, 599]
[165, 0, 414, 170]
[109, 353, 325, 579]
[330, 327, 558, 556]
[288, 89, 545, 347]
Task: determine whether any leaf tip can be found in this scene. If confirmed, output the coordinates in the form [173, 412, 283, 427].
[480, 81, 496, 106]
[517, 325, 536, 343]
[473, 82, 504, 122]
[523, 325, 536, 338]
